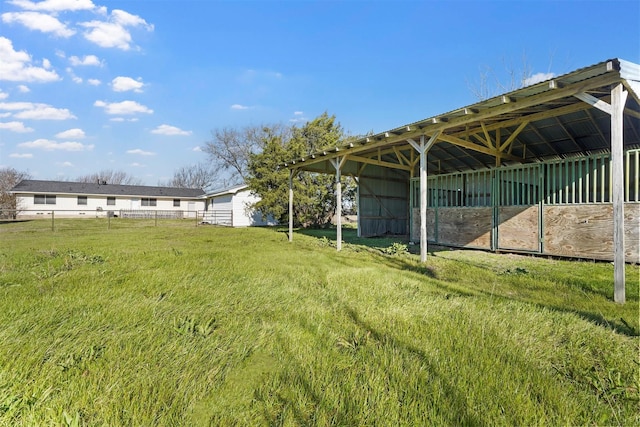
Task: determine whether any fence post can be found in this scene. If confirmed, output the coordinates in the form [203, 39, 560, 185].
[51, 210, 54, 231]
[108, 212, 111, 230]
[195, 211, 199, 227]
[155, 211, 158, 227]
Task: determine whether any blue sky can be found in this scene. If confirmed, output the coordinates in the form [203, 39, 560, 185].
[1, 0, 638, 185]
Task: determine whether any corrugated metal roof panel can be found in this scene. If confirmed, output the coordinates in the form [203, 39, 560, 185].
[205, 184, 249, 198]
[619, 59, 640, 81]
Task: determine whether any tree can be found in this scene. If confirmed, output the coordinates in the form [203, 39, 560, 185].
[203, 124, 291, 184]
[466, 53, 557, 101]
[248, 113, 350, 227]
[160, 163, 217, 190]
[75, 170, 143, 185]
[0, 167, 31, 219]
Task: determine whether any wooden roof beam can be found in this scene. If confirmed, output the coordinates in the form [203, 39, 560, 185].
[574, 92, 612, 115]
[480, 122, 495, 149]
[499, 120, 529, 152]
[393, 146, 411, 166]
[285, 71, 621, 170]
[452, 100, 595, 139]
[437, 133, 523, 163]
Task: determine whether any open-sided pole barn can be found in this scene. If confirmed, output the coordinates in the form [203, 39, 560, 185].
[283, 59, 640, 304]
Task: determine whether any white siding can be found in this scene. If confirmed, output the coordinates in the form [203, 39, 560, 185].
[208, 188, 275, 227]
[16, 194, 205, 218]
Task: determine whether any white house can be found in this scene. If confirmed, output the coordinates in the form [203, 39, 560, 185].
[203, 184, 275, 227]
[11, 180, 206, 218]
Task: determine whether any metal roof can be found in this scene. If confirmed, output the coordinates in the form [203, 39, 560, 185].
[284, 58, 640, 176]
[204, 184, 249, 198]
[11, 180, 206, 198]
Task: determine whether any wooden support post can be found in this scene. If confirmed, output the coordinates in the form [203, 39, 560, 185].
[408, 132, 440, 262]
[288, 169, 294, 242]
[419, 138, 427, 262]
[355, 176, 361, 238]
[336, 165, 342, 251]
[612, 83, 628, 304]
[330, 157, 346, 251]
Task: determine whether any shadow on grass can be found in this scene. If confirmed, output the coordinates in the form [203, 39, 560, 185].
[343, 306, 484, 426]
[0, 219, 32, 226]
[398, 254, 640, 337]
[287, 227, 640, 338]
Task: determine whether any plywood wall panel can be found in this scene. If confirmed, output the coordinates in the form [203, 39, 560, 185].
[437, 207, 492, 249]
[544, 203, 639, 263]
[498, 206, 539, 251]
[410, 208, 436, 242]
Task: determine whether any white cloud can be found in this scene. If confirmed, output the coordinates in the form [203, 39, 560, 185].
[111, 76, 143, 92]
[61, 161, 73, 167]
[0, 90, 8, 99]
[238, 69, 283, 84]
[94, 100, 153, 115]
[9, 152, 32, 158]
[28, 106, 75, 120]
[17, 84, 30, 92]
[69, 55, 101, 66]
[289, 112, 308, 123]
[80, 9, 153, 50]
[18, 138, 94, 151]
[1, 11, 75, 37]
[109, 117, 138, 122]
[0, 121, 34, 132]
[88, 78, 100, 86]
[126, 148, 155, 156]
[0, 37, 60, 82]
[231, 104, 249, 110]
[72, 75, 83, 84]
[130, 162, 145, 167]
[523, 72, 556, 87]
[0, 101, 76, 120]
[55, 128, 85, 139]
[192, 146, 202, 152]
[8, 0, 96, 12]
[0, 101, 33, 111]
[151, 124, 192, 136]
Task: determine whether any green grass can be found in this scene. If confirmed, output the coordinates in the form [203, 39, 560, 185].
[0, 219, 638, 426]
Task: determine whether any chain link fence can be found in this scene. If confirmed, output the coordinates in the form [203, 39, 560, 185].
[0, 209, 233, 233]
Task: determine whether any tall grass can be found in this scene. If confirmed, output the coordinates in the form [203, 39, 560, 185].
[0, 219, 638, 425]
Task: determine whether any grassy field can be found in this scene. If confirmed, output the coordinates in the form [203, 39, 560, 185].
[0, 219, 638, 426]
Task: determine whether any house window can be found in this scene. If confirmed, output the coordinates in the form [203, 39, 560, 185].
[173, 199, 180, 207]
[141, 198, 157, 207]
[77, 196, 88, 205]
[107, 197, 116, 205]
[34, 194, 56, 205]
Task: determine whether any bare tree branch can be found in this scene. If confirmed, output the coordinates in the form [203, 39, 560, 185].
[160, 163, 217, 190]
[75, 170, 143, 185]
[0, 167, 31, 218]
[203, 123, 291, 183]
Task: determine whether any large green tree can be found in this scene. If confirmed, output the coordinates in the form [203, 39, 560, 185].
[248, 113, 351, 227]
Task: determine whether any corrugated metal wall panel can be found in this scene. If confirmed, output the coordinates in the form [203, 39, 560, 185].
[358, 165, 409, 237]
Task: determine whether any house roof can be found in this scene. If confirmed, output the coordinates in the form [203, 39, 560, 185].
[284, 58, 640, 176]
[11, 180, 206, 198]
[204, 184, 249, 198]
